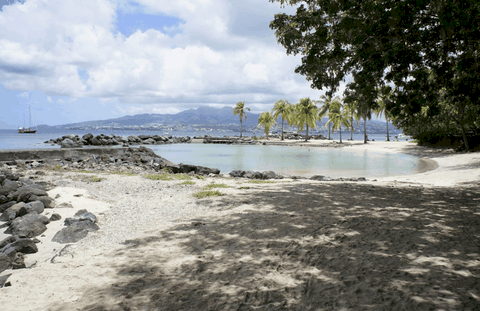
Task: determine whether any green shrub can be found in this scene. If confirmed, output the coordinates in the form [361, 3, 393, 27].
[194, 190, 224, 198]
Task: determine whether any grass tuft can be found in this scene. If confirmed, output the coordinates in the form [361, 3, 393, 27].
[174, 174, 192, 180]
[239, 186, 251, 189]
[194, 190, 224, 198]
[247, 180, 276, 184]
[194, 175, 204, 179]
[204, 183, 231, 190]
[144, 174, 173, 181]
[179, 181, 195, 185]
[77, 170, 93, 173]
[91, 177, 104, 182]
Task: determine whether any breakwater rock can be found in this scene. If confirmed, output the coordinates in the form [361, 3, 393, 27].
[0, 146, 220, 177]
[45, 133, 192, 148]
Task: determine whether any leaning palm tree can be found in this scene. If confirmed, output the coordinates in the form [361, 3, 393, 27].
[317, 95, 341, 140]
[233, 101, 250, 138]
[257, 112, 277, 139]
[325, 102, 351, 143]
[271, 100, 291, 140]
[296, 97, 318, 142]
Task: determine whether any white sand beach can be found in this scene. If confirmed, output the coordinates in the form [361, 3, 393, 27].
[1, 141, 479, 310]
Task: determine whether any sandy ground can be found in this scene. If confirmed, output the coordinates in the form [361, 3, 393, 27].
[0, 141, 479, 310]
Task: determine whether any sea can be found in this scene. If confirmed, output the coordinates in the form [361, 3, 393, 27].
[0, 129, 415, 177]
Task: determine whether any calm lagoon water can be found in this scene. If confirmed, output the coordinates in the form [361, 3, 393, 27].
[0, 129, 418, 178]
[149, 144, 421, 178]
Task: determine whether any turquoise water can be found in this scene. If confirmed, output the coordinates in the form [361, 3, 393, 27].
[149, 144, 420, 178]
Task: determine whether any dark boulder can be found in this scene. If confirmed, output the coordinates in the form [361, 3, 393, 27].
[262, 171, 277, 179]
[8, 213, 50, 238]
[64, 209, 97, 225]
[52, 221, 99, 244]
[1, 179, 20, 194]
[0, 202, 28, 221]
[0, 195, 7, 205]
[49, 213, 61, 221]
[0, 273, 12, 288]
[9, 186, 48, 203]
[243, 170, 255, 179]
[24, 201, 45, 214]
[0, 254, 11, 274]
[82, 133, 94, 141]
[0, 202, 17, 215]
[52, 209, 99, 244]
[229, 170, 245, 178]
[0, 238, 38, 255]
[33, 196, 54, 209]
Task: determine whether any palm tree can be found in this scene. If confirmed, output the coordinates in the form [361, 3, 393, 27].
[325, 102, 351, 143]
[296, 97, 318, 141]
[257, 112, 277, 139]
[317, 95, 341, 140]
[233, 101, 250, 138]
[375, 86, 393, 141]
[357, 101, 374, 144]
[271, 100, 291, 140]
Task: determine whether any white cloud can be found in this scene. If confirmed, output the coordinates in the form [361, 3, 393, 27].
[0, 0, 328, 115]
[47, 96, 52, 103]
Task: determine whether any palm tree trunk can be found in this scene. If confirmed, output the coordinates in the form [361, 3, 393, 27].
[328, 124, 331, 140]
[305, 124, 309, 141]
[281, 117, 284, 140]
[386, 118, 390, 141]
[240, 119, 243, 138]
[363, 117, 367, 144]
[340, 126, 342, 143]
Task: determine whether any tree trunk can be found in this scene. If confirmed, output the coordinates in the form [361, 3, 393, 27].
[281, 117, 284, 140]
[340, 126, 342, 143]
[240, 119, 243, 138]
[328, 124, 331, 140]
[305, 124, 309, 142]
[386, 117, 390, 141]
[363, 117, 367, 144]
[459, 123, 470, 151]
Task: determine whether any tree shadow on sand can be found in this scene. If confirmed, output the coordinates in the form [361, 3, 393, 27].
[57, 182, 480, 310]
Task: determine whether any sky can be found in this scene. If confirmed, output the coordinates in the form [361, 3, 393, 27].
[0, 0, 354, 129]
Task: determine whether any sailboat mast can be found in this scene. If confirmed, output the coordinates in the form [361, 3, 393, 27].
[29, 105, 32, 128]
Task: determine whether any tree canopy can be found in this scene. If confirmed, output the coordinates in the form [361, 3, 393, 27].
[270, 0, 480, 149]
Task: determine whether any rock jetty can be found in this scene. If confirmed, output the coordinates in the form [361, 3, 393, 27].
[45, 133, 192, 148]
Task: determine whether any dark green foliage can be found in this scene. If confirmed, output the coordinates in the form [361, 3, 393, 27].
[269, 0, 480, 149]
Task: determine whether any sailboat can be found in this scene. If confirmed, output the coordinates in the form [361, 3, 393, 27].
[18, 105, 37, 134]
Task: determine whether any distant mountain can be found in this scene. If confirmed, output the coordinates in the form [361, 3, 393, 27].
[42, 106, 261, 129]
[38, 105, 400, 135]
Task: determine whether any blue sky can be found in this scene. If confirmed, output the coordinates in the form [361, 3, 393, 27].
[0, 0, 354, 129]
